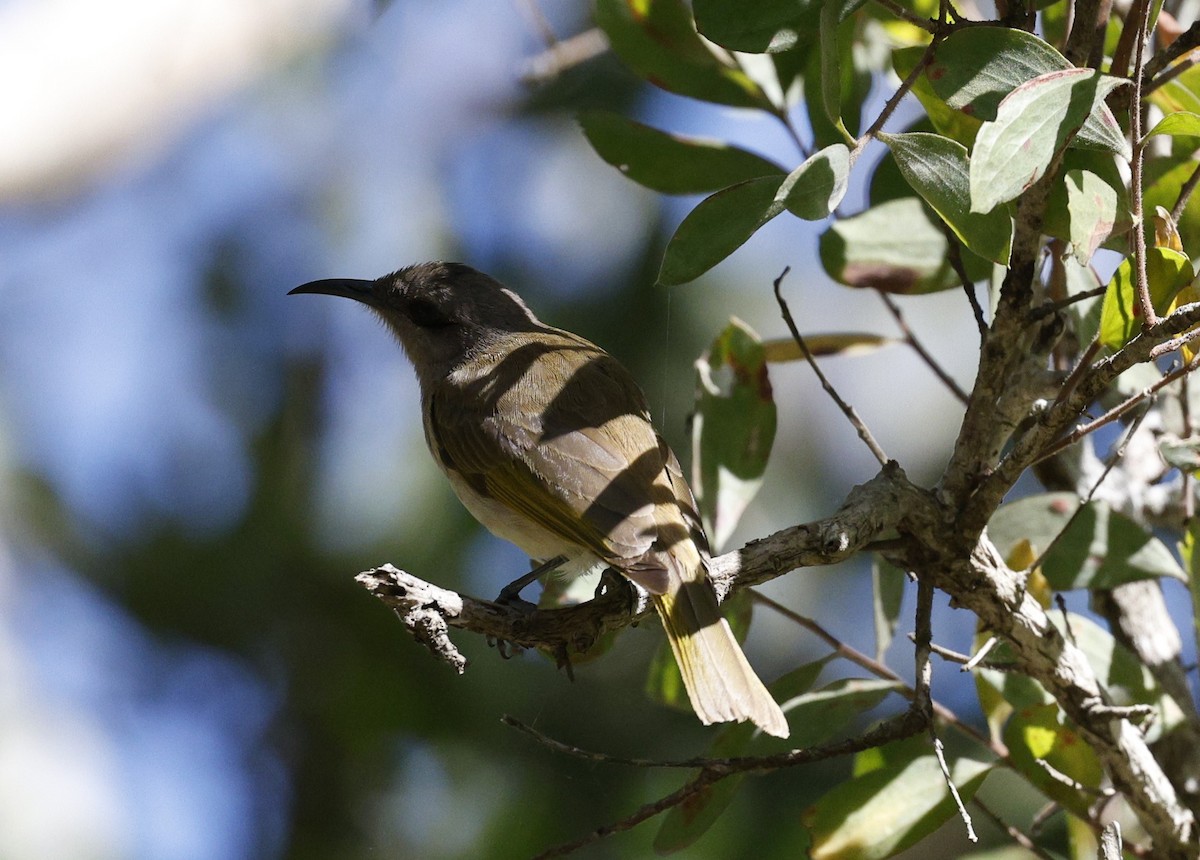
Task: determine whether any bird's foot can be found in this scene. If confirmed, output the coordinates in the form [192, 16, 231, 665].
[494, 554, 567, 612]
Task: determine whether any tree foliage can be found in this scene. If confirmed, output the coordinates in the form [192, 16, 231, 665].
[521, 0, 1200, 856]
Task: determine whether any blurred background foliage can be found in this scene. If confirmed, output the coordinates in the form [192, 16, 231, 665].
[0, 0, 996, 857]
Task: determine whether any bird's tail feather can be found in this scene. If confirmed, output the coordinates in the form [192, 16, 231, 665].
[652, 580, 788, 739]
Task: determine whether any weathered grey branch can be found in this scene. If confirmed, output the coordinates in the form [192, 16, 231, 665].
[356, 465, 908, 667]
[894, 530, 1194, 857]
[962, 301, 1200, 535]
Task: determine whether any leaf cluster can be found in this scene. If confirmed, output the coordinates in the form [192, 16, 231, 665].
[559, 0, 1200, 856]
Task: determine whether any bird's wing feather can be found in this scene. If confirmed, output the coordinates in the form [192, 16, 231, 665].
[427, 335, 672, 589]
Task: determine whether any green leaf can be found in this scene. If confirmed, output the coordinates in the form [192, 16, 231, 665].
[644, 635, 690, 711]
[987, 492, 1187, 589]
[1041, 0, 1069, 47]
[872, 558, 906, 662]
[969, 69, 1129, 213]
[691, 318, 777, 551]
[658, 176, 784, 285]
[693, 0, 822, 52]
[1160, 434, 1200, 471]
[819, 197, 992, 293]
[880, 131, 1012, 264]
[659, 144, 848, 284]
[595, 0, 772, 109]
[654, 659, 890, 853]
[781, 678, 902, 745]
[892, 46, 981, 147]
[927, 27, 1073, 118]
[807, 10, 871, 148]
[579, 111, 784, 194]
[1099, 247, 1192, 349]
[1004, 702, 1102, 817]
[979, 612, 1186, 756]
[868, 137, 919, 206]
[1043, 149, 1131, 250]
[782, 142, 851, 219]
[1147, 158, 1200, 254]
[803, 738, 994, 859]
[1046, 501, 1187, 587]
[928, 27, 1128, 154]
[1065, 167, 1120, 265]
[975, 636, 1053, 739]
[1148, 62, 1200, 116]
[1181, 523, 1200, 673]
[762, 332, 894, 361]
[818, 0, 853, 145]
[1145, 111, 1200, 140]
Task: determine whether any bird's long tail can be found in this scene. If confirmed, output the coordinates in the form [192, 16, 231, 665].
[652, 568, 788, 739]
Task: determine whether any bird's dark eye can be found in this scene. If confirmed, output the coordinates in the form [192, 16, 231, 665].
[406, 297, 452, 328]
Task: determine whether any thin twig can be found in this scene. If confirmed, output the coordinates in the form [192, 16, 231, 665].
[879, 291, 970, 403]
[912, 577, 935, 713]
[751, 591, 1004, 755]
[1145, 21, 1200, 79]
[1036, 757, 1101, 793]
[1029, 800, 1059, 835]
[1033, 285, 1108, 316]
[1048, 337, 1101, 411]
[1170, 161, 1200, 227]
[918, 635, 1017, 671]
[1130, 0, 1157, 329]
[1035, 352, 1200, 463]
[774, 269, 889, 465]
[1146, 52, 1200, 94]
[1056, 594, 1077, 644]
[943, 229, 989, 341]
[1144, 17, 1200, 83]
[1111, 0, 1152, 77]
[913, 576, 976, 843]
[932, 734, 978, 842]
[1063, 0, 1111, 68]
[1100, 820, 1123, 860]
[972, 798, 1058, 860]
[772, 110, 811, 161]
[1184, 372, 1195, 522]
[523, 709, 931, 858]
[520, 29, 608, 85]
[531, 771, 720, 859]
[518, 0, 558, 47]
[869, 0, 937, 32]
[963, 636, 1000, 672]
[502, 716, 686, 768]
[923, 638, 974, 664]
[1150, 324, 1200, 358]
[852, 39, 937, 163]
[1028, 401, 1154, 574]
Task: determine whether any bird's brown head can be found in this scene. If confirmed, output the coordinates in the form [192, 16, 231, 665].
[289, 261, 545, 383]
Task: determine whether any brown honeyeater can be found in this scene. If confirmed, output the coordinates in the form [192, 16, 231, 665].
[290, 262, 788, 738]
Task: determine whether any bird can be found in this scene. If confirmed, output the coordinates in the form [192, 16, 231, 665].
[290, 261, 788, 738]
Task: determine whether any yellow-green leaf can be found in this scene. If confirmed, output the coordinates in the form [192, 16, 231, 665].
[1098, 248, 1192, 349]
[692, 318, 776, 551]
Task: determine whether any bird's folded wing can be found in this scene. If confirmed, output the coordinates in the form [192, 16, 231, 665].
[428, 342, 674, 589]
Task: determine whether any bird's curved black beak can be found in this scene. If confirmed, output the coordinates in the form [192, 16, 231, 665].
[288, 278, 380, 307]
